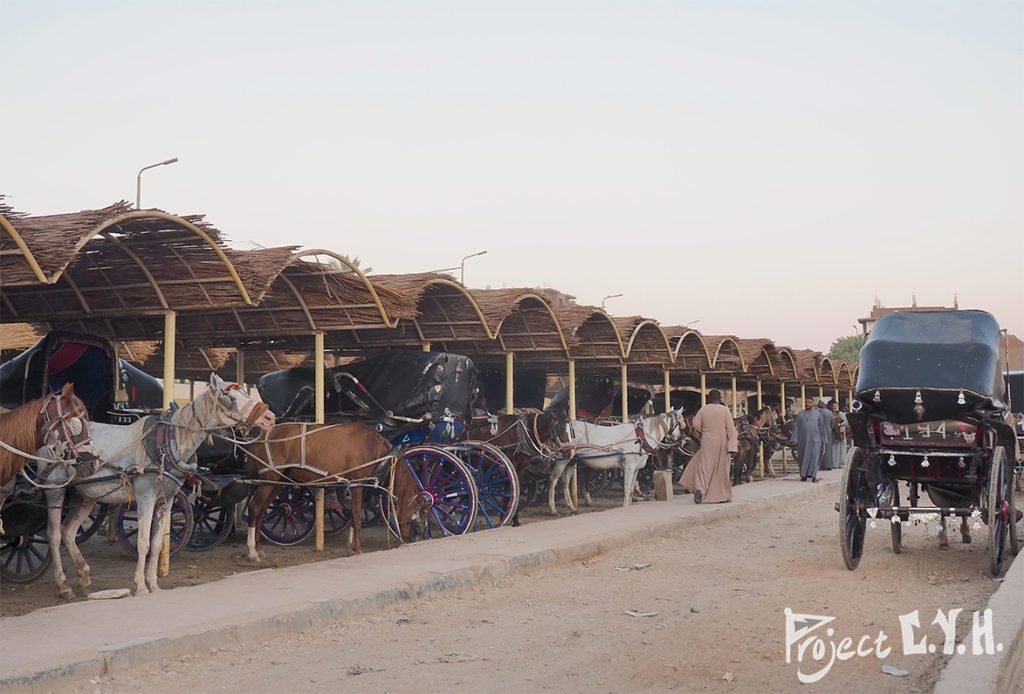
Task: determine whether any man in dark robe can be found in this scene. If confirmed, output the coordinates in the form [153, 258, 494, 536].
[817, 399, 835, 470]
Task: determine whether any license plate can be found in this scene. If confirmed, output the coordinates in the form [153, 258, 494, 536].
[878, 419, 978, 447]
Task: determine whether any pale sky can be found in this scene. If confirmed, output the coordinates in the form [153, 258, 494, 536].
[5, 1, 1022, 354]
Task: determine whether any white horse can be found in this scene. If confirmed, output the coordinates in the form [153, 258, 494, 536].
[548, 409, 686, 514]
[41, 374, 276, 598]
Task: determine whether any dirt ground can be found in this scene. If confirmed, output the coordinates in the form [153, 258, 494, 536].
[9, 476, 1019, 694]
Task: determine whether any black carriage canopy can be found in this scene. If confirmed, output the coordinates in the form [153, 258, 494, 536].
[0, 331, 163, 420]
[544, 373, 653, 419]
[855, 310, 1008, 422]
[257, 350, 479, 424]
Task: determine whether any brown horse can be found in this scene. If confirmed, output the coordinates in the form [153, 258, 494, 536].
[464, 409, 570, 525]
[733, 408, 773, 485]
[0, 382, 98, 488]
[0, 383, 98, 536]
[244, 421, 394, 561]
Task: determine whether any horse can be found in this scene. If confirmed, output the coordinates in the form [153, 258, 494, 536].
[0, 383, 98, 535]
[243, 421, 395, 562]
[733, 407, 773, 485]
[464, 409, 571, 525]
[548, 409, 686, 515]
[41, 374, 276, 598]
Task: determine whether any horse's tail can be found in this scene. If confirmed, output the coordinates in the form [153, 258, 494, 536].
[0, 404, 39, 486]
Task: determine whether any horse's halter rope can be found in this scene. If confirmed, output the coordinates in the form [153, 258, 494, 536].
[40, 392, 93, 457]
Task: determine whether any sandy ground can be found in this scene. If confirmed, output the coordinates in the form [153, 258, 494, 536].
[10, 477, 1018, 694]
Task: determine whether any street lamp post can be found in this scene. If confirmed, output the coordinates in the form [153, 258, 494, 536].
[136, 157, 179, 209]
[600, 293, 623, 310]
[460, 250, 487, 284]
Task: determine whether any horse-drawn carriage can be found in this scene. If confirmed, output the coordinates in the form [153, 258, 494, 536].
[839, 310, 1020, 576]
[253, 350, 521, 546]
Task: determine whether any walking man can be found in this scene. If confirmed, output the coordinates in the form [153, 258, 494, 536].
[678, 389, 738, 503]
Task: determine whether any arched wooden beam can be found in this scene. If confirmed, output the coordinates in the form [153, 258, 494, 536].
[62, 210, 254, 305]
[671, 330, 712, 370]
[491, 293, 571, 357]
[0, 213, 47, 284]
[623, 319, 674, 364]
[297, 249, 398, 328]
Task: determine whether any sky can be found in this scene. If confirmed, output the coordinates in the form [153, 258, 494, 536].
[5, 1, 1022, 354]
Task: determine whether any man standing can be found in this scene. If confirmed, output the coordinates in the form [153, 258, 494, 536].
[678, 389, 738, 503]
[830, 400, 849, 467]
[817, 399, 835, 471]
[790, 397, 829, 482]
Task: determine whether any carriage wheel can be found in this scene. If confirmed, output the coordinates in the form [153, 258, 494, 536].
[116, 488, 194, 557]
[186, 496, 234, 551]
[0, 529, 52, 583]
[447, 441, 520, 529]
[381, 446, 478, 541]
[586, 468, 612, 496]
[259, 485, 316, 546]
[75, 502, 110, 544]
[987, 446, 1014, 576]
[839, 447, 869, 570]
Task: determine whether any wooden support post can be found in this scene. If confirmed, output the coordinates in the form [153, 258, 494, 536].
[568, 360, 577, 508]
[505, 352, 515, 413]
[757, 378, 765, 478]
[700, 373, 707, 406]
[731, 376, 738, 416]
[159, 310, 176, 577]
[236, 349, 245, 388]
[620, 364, 628, 423]
[780, 382, 787, 474]
[314, 332, 325, 552]
[663, 370, 671, 413]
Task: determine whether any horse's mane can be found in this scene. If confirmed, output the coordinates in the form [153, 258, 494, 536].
[0, 397, 44, 486]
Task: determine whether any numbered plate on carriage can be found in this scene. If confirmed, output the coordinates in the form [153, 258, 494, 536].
[878, 419, 979, 448]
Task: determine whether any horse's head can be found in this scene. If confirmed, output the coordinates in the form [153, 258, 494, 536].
[537, 410, 572, 459]
[206, 374, 277, 434]
[41, 382, 99, 464]
[381, 456, 432, 543]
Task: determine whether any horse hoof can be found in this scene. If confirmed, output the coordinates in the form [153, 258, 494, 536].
[938, 542, 949, 550]
[961, 535, 971, 545]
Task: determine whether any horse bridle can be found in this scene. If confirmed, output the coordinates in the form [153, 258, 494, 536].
[40, 391, 94, 459]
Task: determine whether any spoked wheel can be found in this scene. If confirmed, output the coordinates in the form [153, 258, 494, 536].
[259, 486, 315, 546]
[447, 441, 520, 529]
[987, 446, 1015, 576]
[585, 468, 612, 496]
[116, 488, 194, 557]
[187, 496, 234, 551]
[381, 446, 478, 541]
[839, 447, 869, 570]
[520, 473, 545, 508]
[75, 502, 110, 544]
[0, 529, 52, 583]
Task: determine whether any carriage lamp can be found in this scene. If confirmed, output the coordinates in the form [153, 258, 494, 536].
[957, 390, 966, 405]
[914, 390, 923, 404]
[888, 454, 897, 466]
[958, 456, 966, 469]
[920, 456, 930, 468]
[873, 391, 881, 403]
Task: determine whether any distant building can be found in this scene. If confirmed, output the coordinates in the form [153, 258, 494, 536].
[534, 287, 577, 307]
[856, 295, 959, 335]
[857, 296, 1023, 370]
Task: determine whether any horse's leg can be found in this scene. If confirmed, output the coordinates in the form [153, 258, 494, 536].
[348, 486, 363, 554]
[45, 487, 76, 600]
[61, 496, 98, 593]
[960, 516, 971, 544]
[582, 467, 594, 507]
[622, 460, 640, 508]
[143, 493, 170, 593]
[939, 517, 949, 549]
[246, 484, 279, 563]
[133, 495, 156, 594]
[560, 462, 578, 514]
[547, 459, 569, 515]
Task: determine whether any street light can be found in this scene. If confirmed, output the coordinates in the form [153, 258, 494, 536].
[136, 157, 179, 209]
[460, 250, 487, 284]
[601, 293, 623, 310]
